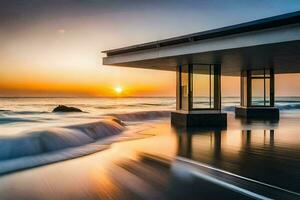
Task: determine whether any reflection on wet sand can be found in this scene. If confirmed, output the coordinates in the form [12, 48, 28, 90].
[0, 115, 299, 199]
[175, 126, 299, 193]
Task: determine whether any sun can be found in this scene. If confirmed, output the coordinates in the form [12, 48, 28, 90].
[114, 86, 123, 94]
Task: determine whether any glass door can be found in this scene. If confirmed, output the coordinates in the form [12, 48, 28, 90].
[192, 65, 214, 109]
[250, 70, 271, 107]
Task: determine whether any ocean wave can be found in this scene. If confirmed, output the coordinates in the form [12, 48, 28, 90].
[0, 109, 11, 112]
[124, 102, 174, 107]
[0, 110, 49, 115]
[277, 104, 300, 110]
[222, 103, 300, 112]
[0, 117, 40, 124]
[0, 110, 169, 161]
[96, 102, 175, 109]
[0, 119, 124, 161]
[14, 111, 49, 115]
[109, 110, 171, 121]
[223, 106, 236, 112]
[0, 110, 169, 174]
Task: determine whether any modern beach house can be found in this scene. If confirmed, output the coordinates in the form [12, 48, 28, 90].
[102, 11, 300, 127]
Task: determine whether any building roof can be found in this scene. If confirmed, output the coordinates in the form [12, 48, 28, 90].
[102, 11, 300, 76]
[103, 11, 300, 56]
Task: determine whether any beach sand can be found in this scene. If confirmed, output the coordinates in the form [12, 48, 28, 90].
[0, 114, 299, 199]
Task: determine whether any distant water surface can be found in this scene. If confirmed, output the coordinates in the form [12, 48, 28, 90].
[1, 96, 300, 134]
[0, 97, 175, 136]
[0, 97, 299, 199]
[0, 97, 300, 175]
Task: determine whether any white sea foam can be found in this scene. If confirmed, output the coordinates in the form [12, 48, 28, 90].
[0, 110, 170, 175]
[1, 96, 300, 175]
[110, 110, 170, 121]
[0, 119, 124, 161]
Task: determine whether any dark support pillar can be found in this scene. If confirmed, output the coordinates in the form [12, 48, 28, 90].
[176, 65, 181, 110]
[270, 69, 275, 107]
[247, 70, 252, 107]
[188, 64, 193, 111]
[214, 64, 221, 110]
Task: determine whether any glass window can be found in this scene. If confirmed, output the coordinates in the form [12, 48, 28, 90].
[192, 65, 214, 109]
[250, 69, 271, 106]
[241, 69, 273, 107]
[251, 79, 264, 106]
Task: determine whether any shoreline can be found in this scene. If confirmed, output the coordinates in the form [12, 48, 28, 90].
[0, 115, 299, 199]
[0, 119, 156, 176]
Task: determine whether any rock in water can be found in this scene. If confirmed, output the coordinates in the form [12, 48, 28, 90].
[52, 105, 83, 113]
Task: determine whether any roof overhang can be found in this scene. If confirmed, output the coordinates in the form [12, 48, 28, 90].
[102, 11, 300, 76]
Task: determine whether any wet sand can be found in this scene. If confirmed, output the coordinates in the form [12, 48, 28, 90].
[0, 120, 177, 200]
[0, 114, 299, 199]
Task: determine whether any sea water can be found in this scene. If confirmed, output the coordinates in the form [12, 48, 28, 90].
[0, 97, 173, 173]
[0, 97, 300, 174]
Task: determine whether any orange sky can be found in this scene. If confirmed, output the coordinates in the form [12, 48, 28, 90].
[1, 1, 300, 97]
[0, 24, 299, 97]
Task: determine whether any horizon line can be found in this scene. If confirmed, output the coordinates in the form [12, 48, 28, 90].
[1, 95, 300, 98]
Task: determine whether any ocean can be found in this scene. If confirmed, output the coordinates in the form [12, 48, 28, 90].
[0, 96, 300, 174]
[0, 97, 300, 199]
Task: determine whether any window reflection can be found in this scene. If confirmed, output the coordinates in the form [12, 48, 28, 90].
[192, 65, 214, 109]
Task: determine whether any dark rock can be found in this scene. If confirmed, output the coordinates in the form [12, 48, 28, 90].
[52, 105, 83, 113]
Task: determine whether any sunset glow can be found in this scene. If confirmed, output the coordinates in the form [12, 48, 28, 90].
[0, 1, 300, 97]
[114, 86, 123, 95]
[1, 1, 300, 199]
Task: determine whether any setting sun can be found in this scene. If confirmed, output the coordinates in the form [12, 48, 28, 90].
[114, 86, 123, 94]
